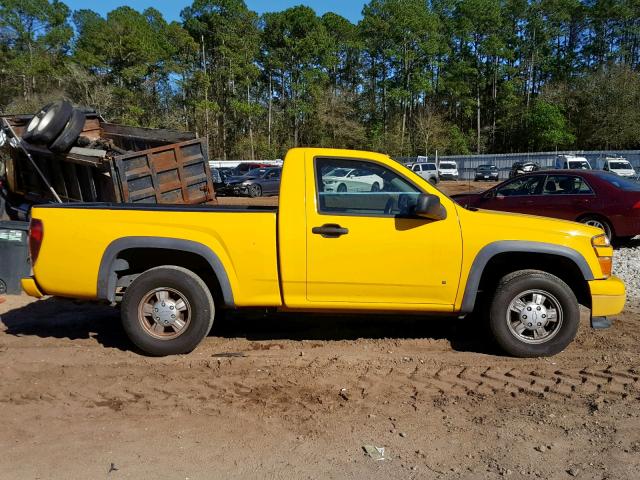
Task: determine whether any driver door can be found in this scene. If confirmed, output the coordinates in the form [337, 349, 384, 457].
[306, 156, 462, 308]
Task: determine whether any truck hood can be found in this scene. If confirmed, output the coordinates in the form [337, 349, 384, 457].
[464, 207, 603, 240]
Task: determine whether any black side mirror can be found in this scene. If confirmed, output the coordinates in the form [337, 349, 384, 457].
[413, 193, 446, 220]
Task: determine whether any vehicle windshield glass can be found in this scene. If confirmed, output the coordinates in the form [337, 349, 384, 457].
[478, 165, 496, 171]
[595, 172, 640, 191]
[568, 161, 591, 169]
[609, 161, 631, 169]
[424, 164, 436, 170]
[440, 163, 456, 169]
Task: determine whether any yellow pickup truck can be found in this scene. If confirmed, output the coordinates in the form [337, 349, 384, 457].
[21, 148, 626, 357]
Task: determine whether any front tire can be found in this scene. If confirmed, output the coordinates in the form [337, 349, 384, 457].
[248, 184, 262, 198]
[121, 266, 214, 356]
[488, 270, 580, 357]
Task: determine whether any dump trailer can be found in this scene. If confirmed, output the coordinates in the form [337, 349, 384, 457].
[1, 110, 216, 220]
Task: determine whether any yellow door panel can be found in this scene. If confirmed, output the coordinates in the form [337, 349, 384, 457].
[305, 153, 462, 306]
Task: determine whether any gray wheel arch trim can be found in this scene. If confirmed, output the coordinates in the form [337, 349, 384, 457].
[97, 237, 234, 306]
[460, 241, 594, 313]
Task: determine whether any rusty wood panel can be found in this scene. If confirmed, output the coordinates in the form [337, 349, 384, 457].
[102, 123, 196, 143]
[113, 139, 214, 205]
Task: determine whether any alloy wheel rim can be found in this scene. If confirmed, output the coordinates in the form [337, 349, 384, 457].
[138, 288, 191, 340]
[506, 289, 563, 344]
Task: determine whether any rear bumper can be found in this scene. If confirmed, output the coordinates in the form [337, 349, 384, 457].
[21, 276, 44, 298]
[588, 275, 626, 327]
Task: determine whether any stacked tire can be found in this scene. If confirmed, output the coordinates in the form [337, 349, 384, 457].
[22, 100, 86, 153]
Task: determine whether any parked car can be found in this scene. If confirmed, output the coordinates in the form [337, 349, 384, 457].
[226, 167, 282, 197]
[211, 167, 236, 196]
[451, 170, 640, 241]
[509, 162, 540, 178]
[408, 162, 439, 184]
[475, 164, 499, 181]
[438, 161, 459, 180]
[233, 162, 272, 176]
[596, 156, 636, 177]
[555, 155, 592, 170]
[322, 167, 384, 192]
[22, 148, 624, 358]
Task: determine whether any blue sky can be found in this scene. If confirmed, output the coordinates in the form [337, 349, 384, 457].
[62, 0, 367, 23]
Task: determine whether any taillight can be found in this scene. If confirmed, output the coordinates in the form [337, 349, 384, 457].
[633, 200, 640, 209]
[29, 218, 44, 266]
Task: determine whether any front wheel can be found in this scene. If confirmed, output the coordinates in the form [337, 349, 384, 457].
[121, 266, 214, 356]
[248, 184, 262, 198]
[488, 270, 580, 357]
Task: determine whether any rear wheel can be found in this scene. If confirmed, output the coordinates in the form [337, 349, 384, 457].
[488, 270, 580, 357]
[121, 266, 214, 356]
[370, 182, 380, 192]
[580, 216, 613, 241]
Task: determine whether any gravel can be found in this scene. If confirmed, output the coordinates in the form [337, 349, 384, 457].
[613, 242, 640, 302]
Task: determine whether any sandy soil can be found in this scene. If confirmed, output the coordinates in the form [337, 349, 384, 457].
[1, 296, 639, 479]
[2, 179, 639, 479]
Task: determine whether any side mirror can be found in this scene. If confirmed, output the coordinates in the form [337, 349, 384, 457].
[413, 193, 446, 220]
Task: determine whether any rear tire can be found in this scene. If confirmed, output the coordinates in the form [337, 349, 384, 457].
[580, 216, 613, 241]
[121, 266, 214, 356]
[488, 270, 580, 357]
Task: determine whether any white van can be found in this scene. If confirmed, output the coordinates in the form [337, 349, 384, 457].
[408, 162, 439, 184]
[555, 155, 592, 170]
[598, 156, 636, 177]
[438, 161, 459, 180]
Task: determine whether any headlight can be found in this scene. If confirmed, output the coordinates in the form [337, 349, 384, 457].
[591, 234, 612, 278]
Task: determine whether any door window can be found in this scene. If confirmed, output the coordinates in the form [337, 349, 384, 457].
[543, 175, 593, 195]
[496, 176, 544, 197]
[316, 158, 421, 216]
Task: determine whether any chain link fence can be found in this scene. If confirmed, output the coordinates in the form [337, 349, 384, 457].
[397, 150, 640, 181]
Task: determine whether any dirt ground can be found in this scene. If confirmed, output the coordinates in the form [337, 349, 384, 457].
[1, 180, 639, 479]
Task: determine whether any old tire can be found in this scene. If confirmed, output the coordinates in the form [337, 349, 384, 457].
[30, 100, 73, 144]
[49, 109, 86, 152]
[121, 266, 214, 356]
[21, 103, 52, 142]
[488, 270, 580, 357]
[248, 184, 262, 198]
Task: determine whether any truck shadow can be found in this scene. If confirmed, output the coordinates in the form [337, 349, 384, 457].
[1, 298, 500, 355]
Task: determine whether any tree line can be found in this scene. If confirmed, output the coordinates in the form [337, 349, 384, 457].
[1, 0, 640, 160]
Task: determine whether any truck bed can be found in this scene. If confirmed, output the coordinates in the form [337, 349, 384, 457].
[30, 203, 281, 307]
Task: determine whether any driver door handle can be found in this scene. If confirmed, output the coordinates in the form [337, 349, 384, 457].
[312, 224, 349, 238]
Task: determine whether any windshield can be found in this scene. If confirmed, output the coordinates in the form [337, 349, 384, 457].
[609, 161, 632, 170]
[424, 164, 437, 170]
[568, 160, 591, 169]
[440, 163, 456, 169]
[478, 165, 497, 171]
[595, 172, 640, 191]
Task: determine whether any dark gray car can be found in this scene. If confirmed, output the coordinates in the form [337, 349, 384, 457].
[228, 167, 282, 197]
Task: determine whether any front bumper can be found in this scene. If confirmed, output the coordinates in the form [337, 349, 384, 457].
[589, 275, 626, 328]
[440, 173, 459, 180]
[21, 276, 44, 298]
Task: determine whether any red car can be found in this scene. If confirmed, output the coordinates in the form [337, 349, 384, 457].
[451, 171, 640, 241]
